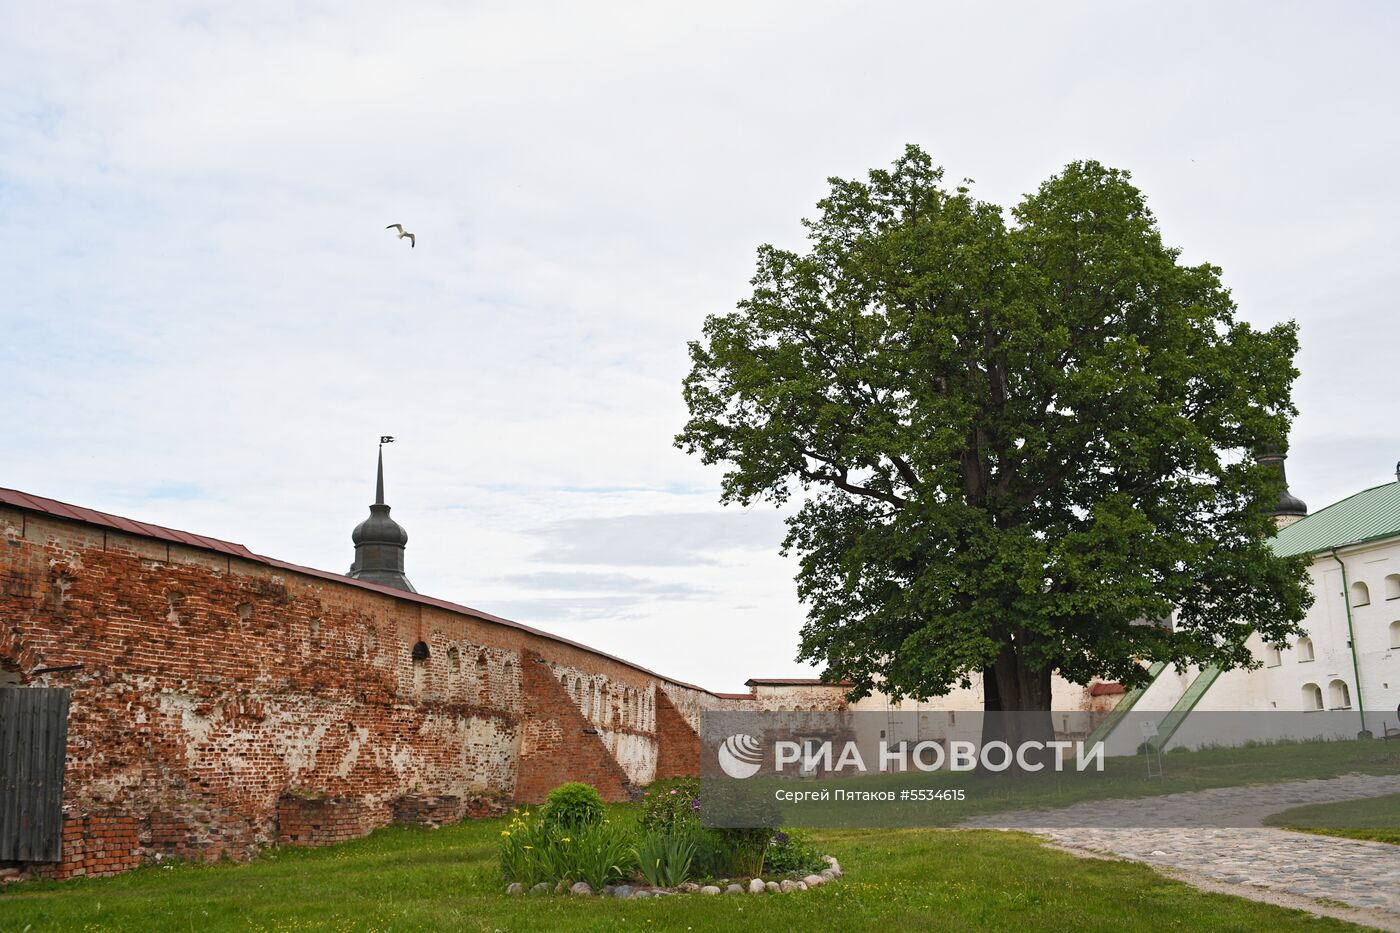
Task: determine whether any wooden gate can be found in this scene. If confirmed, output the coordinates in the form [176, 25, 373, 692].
[0, 688, 70, 861]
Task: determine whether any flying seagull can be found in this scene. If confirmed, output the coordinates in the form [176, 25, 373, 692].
[385, 223, 416, 248]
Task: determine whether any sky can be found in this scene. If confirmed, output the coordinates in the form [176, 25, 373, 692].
[3, 1, 1398, 692]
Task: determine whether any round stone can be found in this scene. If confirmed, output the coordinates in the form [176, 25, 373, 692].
[803, 874, 824, 887]
[505, 882, 523, 895]
[700, 885, 721, 895]
[725, 883, 743, 894]
[529, 882, 550, 895]
[765, 881, 780, 893]
[569, 881, 594, 896]
[779, 879, 798, 893]
[748, 878, 766, 893]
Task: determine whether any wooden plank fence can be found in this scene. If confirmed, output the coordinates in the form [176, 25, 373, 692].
[0, 687, 70, 862]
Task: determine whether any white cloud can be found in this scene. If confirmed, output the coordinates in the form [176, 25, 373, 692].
[3, 1, 1398, 691]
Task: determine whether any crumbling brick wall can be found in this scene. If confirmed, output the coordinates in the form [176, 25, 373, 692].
[516, 651, 632, 802]
[0, 504, 722, 879]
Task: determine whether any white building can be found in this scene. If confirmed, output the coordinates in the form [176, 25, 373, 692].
[1107, 458, 1400, 750]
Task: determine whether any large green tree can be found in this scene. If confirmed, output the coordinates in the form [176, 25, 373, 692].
[678, 146, 1312, 733]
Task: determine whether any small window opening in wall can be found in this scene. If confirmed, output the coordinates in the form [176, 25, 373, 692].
[1264, 644, 1282, 668]
[1386, 574, 1400, 601]
[411, 641, 429, 663]
[1296, 636, 1314, 662]
[1350, 580, 1370, 607]
[1302, 683, 1323, 711]
[1328, 679, 1352, 710]
[1391, 621, 1400, 649]
[447, 646, 461, 673]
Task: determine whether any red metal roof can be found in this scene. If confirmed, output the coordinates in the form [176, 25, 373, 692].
[744, 677, 851, 687]
[1089, 681, 1127, 696]
[0, 486, 711, 695]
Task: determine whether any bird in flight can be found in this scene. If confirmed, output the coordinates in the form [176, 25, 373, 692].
[385, 223, 416, 248]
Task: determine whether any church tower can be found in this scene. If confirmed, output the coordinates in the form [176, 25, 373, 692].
[349, 444, 416, 592]
[1255, 447, 1308, 530]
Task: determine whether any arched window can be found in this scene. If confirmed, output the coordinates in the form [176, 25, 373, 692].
[619, 689, 630, 727]
[447, 646, 461, 673]
[1386, 574, 1400, 601]
[1296, 636, 1314, 662]
[1350, 581, 1370, 607]
[411, 641, 429, 663]
[500, 659, 515, 706]
[476, 652, 490, 704]
[581, 681, 592, 719]
[1263, 644, 1282, 668]
[1391, 620, 1400, 649]
[1329, 679, 1352, 710]
[1301, 683, 1323, 711]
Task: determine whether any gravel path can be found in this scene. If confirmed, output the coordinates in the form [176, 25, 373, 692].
[960, 773, 1400, 929]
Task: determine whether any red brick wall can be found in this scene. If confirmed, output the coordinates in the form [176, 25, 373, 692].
[33, 812, 140, 880]
[653, 690, 700, 782]
[275, 796, 370, 848]
[0, 506, 714, 879]
[516, 651, 631, 802]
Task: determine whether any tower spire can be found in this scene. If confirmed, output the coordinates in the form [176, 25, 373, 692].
[348, 437, 414, 592]
[376, 444, 385, 505]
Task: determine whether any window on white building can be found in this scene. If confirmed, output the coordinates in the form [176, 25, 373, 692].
[1328, 679, 1352, 710]
[1296, 636, 1315, 662]
[1386, 574, 1400, 600]
[1302, 683, 1324, 711]
[1263, 644, 1282, 667]
[1350, 580, 1371, 606]
[1390, 620, 1400, 649]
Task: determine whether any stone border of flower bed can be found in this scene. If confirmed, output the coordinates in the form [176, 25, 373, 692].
[505, 855, 843, 899]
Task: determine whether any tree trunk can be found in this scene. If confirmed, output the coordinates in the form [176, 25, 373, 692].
[979, 640, 1056, 773]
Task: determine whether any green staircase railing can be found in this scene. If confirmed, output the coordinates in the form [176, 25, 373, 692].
[1149, 664, 1222, 750]
[1085, 660, 1168, 747]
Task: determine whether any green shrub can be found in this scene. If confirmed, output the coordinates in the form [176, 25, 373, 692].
[639, 777, 701, 833]
[498, 806, 633, 890]
[689, 827, 734, 878]
[765, 829, 825, 876]
[718, 826, 772, 877]
[635, 827, 698, 887]
[541, 781, 606, 830]
[567, 819, 636, 890]
[498, 807, 552, 888]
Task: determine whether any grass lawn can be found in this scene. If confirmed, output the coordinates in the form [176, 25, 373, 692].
[1264, 792, 1400, 846]
[0, 811, 1369, 932]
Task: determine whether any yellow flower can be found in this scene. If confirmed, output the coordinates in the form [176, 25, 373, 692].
[523, 811, 530, 817]
[501, 830, 511, 837]
[561, 837, 572, 843]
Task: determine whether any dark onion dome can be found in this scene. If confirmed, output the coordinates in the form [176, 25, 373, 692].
[348, 447, 416, 592]
[1255, 447, 1308, 518]
[351, 504, 409, 547]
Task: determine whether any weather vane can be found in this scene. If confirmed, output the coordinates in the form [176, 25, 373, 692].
[380, 435, 395, 449]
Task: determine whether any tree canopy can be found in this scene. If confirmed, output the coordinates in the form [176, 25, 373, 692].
[677, 145, 1312, 711]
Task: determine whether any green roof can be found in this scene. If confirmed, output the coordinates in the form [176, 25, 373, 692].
[1272, 480, 1400, 557]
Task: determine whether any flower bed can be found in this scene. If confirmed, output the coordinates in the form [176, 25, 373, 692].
[499, 779, 843, 899]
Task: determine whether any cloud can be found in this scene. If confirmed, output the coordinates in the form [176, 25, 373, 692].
[499, 571, 704, 598]
[3, 1, 1399, 690]
[526, 512, 788, 566]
